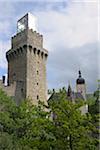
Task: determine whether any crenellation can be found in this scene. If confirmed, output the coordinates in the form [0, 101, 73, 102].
[0, 13, 48, 105]
[16, 49, 19, 55]
[29, 45, 32, 49]
[43, 48, 48, 55]
[6, 45, 30, 62]
[33, 47, 36, 54]
[12, 29, 28, 49]
[14, 51, 17, 55]
[16, 48, 20, 55]
[6, 49, 11, 56]
[41, 51, 44, 57]
[28, 45, 32, 53]
[23, 44, 27, 49]
[37, 49, 40, 55]
[27, 29, 43, 48]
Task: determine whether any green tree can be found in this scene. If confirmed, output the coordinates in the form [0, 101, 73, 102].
[0, 89, 54, 149]
[0, 89, 98, 150]
[48, 93, 97, 150]
[88, 89, 99, 148]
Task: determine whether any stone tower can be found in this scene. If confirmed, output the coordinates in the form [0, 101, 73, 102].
[76, 70, 86, 99]
[6, 13, 48, 104]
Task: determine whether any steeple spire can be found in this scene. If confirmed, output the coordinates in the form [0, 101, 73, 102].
[67, 81, 72, 97]
[79, 70, 81, 78]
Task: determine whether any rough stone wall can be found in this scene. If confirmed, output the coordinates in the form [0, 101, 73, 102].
[7, 48, 27, 85]
[11, 29, 43, 50]
[5, 29, 48, 105]
[27, 29, 43, 48]
[6, 46, 27, 104]
[0, 80, 16, 97]
[0, 79, 25, 105]
[76, 84, 86, 100]
[76, 84, 88, 114]
[26, 47, 48, 105]
[26, 29, 48, 104]
[11, 30, 27, 49]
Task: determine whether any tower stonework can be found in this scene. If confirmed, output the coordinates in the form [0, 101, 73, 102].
[76, 70, 88, 114]
[76, 70, 86, 99]
[5, 13, 48, 104]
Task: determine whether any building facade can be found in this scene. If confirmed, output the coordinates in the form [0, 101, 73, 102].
[48, 70, 88, 114]
[0, 13, 48, 105]
[76, 70, 86, 100]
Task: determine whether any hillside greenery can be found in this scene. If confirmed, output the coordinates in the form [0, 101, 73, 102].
[0, 89, 99, 150]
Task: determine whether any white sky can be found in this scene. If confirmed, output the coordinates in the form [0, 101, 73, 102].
[0, 0, 99, 92]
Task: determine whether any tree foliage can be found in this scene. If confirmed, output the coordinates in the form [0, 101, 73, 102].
[0, 89, 98, 150]
[88, 89, 99, 147]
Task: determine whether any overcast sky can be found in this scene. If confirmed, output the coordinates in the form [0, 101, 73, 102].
[0, 0, 99, 93]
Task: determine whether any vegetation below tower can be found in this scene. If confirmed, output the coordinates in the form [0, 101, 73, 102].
[0, 89, 99, 150]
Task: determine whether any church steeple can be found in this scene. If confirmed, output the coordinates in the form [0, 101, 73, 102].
[67, 82, 72, 97]
[79, 70, 81, 78]
[76, 70, 86, 99]
[76, 70, 85, 84]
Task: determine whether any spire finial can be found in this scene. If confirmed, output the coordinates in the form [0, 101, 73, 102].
[67, 81, 72, 97]
[79, 70, 81, 78]
[68, 80, 70, 86]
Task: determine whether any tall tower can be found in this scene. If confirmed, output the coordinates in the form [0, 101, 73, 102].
[6, 13, 48, 104]
[76, 70, 86, 99]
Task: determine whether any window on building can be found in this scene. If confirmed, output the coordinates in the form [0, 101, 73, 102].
[21, 88, 23, 92]
[37, 95, 39, 100]
[37, 70, 39, 75]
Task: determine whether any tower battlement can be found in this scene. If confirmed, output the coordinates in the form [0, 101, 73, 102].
[11, 29, 43, 50]
[0, 13, 48, 105]
[6, 44, 48, 62]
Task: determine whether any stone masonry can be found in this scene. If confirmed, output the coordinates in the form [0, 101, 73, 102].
[1, 27, 48, 105]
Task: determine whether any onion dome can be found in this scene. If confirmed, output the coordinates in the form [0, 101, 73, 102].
[76, 70, 85, 84]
